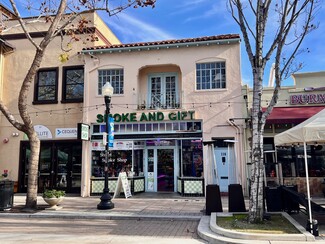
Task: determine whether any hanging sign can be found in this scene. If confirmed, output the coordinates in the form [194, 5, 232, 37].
[77, 123, 90, 140]
[108, 117, 114, 148]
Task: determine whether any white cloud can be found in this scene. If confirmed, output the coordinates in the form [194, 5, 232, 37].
[183, 1, 229, 23]
[168, 0, 215, 16]
[179, 0, 211, 7]
[105, 13, 175, 43]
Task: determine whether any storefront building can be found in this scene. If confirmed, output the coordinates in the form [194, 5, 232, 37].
[0, 12, 121, 194]
[245, 71, 325, 196]
[80, 35, 246, 197]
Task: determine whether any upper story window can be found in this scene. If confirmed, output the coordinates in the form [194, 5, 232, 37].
[33, 68, 58, 104]
[98, 69, 124, 95]
[62, 66, 84, 103]
[196, 62, 226, 90]
[148, 73, 179, 109]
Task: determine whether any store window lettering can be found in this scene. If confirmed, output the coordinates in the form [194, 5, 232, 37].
[96, 111, 195, 123]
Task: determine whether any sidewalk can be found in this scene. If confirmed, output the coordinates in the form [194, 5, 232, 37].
[1, 193, 325, 243]
[2, 192, 205, 220]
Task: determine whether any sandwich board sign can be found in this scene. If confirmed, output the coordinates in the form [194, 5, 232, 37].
[113, 172, 132, 199]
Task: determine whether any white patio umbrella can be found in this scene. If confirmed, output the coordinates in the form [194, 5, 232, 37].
[274, 108, 325, 231]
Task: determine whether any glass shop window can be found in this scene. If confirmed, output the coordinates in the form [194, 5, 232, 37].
[181, 139, 203, 177]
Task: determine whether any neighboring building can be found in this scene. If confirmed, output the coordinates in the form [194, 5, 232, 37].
[0, 11, 121, 193]
[0, 4, 16, 103]
[0, 39, 15, 101]
[245, 71, 325, 196]
[80, 34, 246, 197]
[0, 3, 16, 24]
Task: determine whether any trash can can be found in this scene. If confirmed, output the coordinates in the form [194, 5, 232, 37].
[0, 180, 14, 210]
[265, 186, 283, 212]
[281, 185, 299, 213]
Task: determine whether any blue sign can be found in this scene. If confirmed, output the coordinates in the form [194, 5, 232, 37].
[108, 117, 114, 148]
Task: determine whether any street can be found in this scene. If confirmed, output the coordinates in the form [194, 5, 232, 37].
[0, 217, 206, 243]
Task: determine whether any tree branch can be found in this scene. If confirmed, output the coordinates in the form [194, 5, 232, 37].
[8, 0, 42, 51]
[0, 102, 25, 131]
[229, 0, 255, 67]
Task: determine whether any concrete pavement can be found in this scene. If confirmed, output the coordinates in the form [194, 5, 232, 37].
[3, 193, 204, 220]
[1, 193, 325, 243]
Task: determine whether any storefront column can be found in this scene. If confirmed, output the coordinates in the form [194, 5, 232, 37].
[81, 140, 91, 197]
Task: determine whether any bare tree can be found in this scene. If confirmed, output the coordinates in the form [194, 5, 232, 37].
[228, 0, 318, 222]
[0, 0, 155, 211]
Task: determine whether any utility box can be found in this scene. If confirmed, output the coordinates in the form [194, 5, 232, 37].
[205, 184, 223, 215]
[0, 180, 14, 210]
[228, 184, 246, 212]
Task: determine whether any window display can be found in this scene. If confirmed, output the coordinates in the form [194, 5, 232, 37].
[91, 149, 143, 178]
[180, 140, 203, 177]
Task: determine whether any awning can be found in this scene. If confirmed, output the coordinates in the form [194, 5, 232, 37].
[263, 106, 325, 124]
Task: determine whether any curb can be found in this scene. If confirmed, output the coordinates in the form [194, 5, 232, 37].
[198, 213, 316, 244]
[0, 211, 202, 221]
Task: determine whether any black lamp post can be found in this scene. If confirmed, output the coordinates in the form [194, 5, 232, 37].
[97, 82, 114, 210]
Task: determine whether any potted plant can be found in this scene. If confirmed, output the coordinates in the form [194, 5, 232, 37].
[42, 189, 65, 209]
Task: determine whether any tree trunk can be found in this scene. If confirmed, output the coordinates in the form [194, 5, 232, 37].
[248, 67, 265, 223]
[24, 132, 40, 210]
[19, 49, 45, 210]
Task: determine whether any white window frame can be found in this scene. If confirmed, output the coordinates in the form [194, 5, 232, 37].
[196, 61, 226, 90]
[98, 68, 124, 95]
[147, 73, 179, 109]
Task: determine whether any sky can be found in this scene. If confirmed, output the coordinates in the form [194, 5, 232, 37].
[2, 0, 325, 87]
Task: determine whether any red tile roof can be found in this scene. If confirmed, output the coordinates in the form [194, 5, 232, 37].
[83, 34, 240, 51]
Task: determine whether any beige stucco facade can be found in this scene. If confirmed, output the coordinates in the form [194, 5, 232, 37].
[81, 36, 246, 196]
[0, 12, 120, 191]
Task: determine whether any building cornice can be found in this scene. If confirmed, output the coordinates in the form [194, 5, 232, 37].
[81, 34, 241, 54]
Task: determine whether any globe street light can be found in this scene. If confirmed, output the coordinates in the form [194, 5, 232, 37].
[97, 82, 115, 210]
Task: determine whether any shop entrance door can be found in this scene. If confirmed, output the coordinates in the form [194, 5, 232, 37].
[56, 143, 82, 193]
[157, 148, 174, 192]
[145, 147, 176, 192]
[19, 141, 82, 193]
[215, 148, 229, 192]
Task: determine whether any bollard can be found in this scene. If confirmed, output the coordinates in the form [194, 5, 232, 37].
[306, 219, 319, 236]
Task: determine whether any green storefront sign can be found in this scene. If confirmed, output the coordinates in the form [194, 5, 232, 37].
[96, 111, 195, 123]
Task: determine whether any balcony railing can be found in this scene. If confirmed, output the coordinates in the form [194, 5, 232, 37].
[137, 91, 184, 110]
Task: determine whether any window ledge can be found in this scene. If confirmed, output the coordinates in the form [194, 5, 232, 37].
[195, 88, 228, 92]
[32, 100, 58, 105]
[61, 99, 83, 103]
